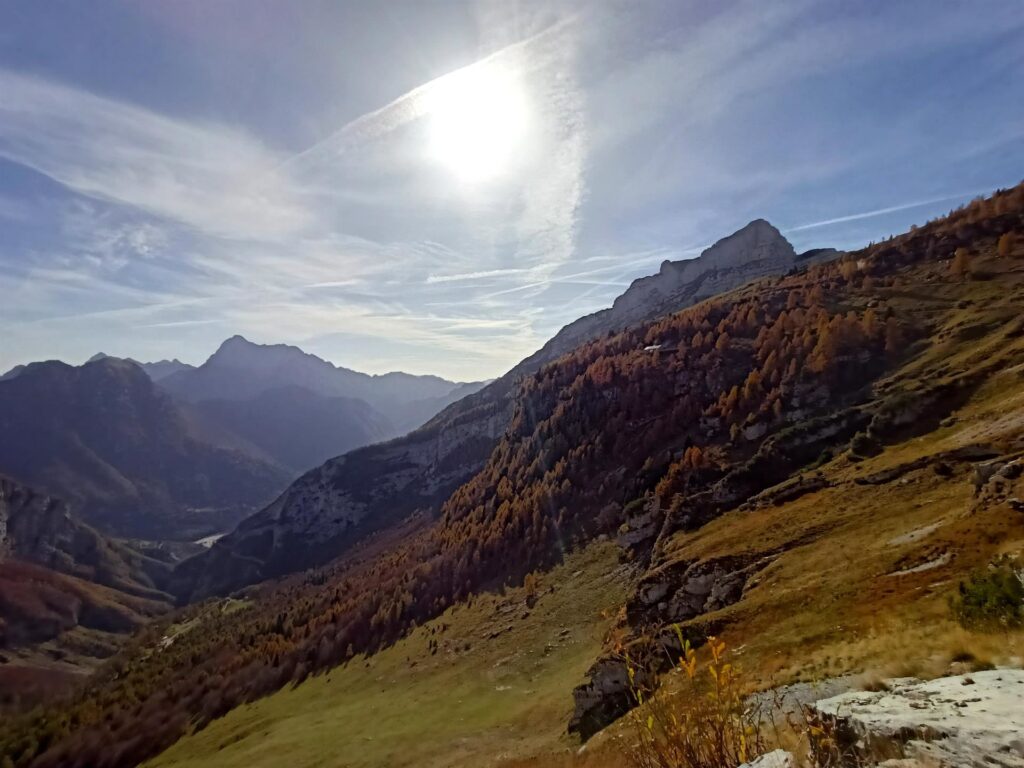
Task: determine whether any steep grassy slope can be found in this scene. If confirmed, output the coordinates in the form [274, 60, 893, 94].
[146, 544, 628, 768]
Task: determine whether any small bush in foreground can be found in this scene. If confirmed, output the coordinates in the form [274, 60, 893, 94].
[627, 633, 767, 768]
[950, 558, 1024, 631]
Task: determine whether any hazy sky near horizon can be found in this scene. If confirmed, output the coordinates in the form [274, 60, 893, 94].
[1, 1, 1022, 380]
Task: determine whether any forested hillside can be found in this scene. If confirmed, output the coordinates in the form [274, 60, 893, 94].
[3, 184, 1023, 768]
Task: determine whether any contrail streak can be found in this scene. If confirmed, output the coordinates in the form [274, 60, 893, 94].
[785, 189, 988, 232]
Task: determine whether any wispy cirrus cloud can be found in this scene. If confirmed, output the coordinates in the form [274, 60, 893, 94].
[0, 70, 311, 242]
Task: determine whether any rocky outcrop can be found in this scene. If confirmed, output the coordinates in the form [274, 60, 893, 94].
[572, 409, 872, 738]
[616, 500, 663, 556]
[569, 556, 758, 739]
[627, 555, 761, 627]
[568, 656, 642, 740]
[811, 670, 1024, 767]
[659, 408, 870, 543]
[740, 751, 796, 768]
[0, 475, 170, 599]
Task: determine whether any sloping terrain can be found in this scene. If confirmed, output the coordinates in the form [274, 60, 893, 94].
[147, 190, 1024, 768]
[147, 544, 628, 768]
[0, 357, 290, 539]
[510, 219, 832, 376]
[2, 186, 1022, 768]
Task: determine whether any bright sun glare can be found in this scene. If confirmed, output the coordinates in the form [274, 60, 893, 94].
[425, 64, 529, 183]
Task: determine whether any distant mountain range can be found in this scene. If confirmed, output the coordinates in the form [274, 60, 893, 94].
[0, 339, 483, 541]
[87, 353, 195, 382]
[157, 335, 482, 438]
[0, 221, 833, 595]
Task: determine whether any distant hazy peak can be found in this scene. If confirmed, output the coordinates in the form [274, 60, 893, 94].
[206, 334, 322, 371]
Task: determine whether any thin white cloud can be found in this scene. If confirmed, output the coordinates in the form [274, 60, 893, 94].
[426, 267, 532, 284]
[141, 318, 218, 328]
[2, 1, 1022, 381]
[785, 190, 990, 233]
[276, 15, 578, 172]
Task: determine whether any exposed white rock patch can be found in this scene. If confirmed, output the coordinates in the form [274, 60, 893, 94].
[887, 521, 944, 547]
[740, 750, 796, 768]
[887, 551, 952, 576]
[813, 669, 1024, 767]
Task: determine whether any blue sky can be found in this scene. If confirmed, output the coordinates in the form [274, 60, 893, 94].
[1, 0, 1022, 380]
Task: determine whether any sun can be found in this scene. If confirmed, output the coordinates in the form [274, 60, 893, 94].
[424, 64, 529, 183]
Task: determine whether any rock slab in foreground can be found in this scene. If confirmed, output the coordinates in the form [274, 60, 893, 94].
[812, 669, 1024, 767]
[740, 750, 796, 768]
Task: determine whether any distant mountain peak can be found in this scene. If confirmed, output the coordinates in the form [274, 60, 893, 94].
[207, 334, 324, 373]
[218, 334, 256, 349]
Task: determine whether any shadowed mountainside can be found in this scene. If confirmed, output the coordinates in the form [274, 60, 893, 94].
[0, 358, 290, 540]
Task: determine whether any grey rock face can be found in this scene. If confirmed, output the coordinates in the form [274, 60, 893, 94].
[171, 382, 513, 601]
[628, 555, 758, 628]
[0, 475, 169, 598]
[568, 656, 642, 740]
[812, 670, 1024, 767]
[514, 220, 831, 375]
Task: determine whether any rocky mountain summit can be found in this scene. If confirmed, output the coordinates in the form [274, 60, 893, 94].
[87, 353, 195, 382]
[513, 219, 835, 375]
